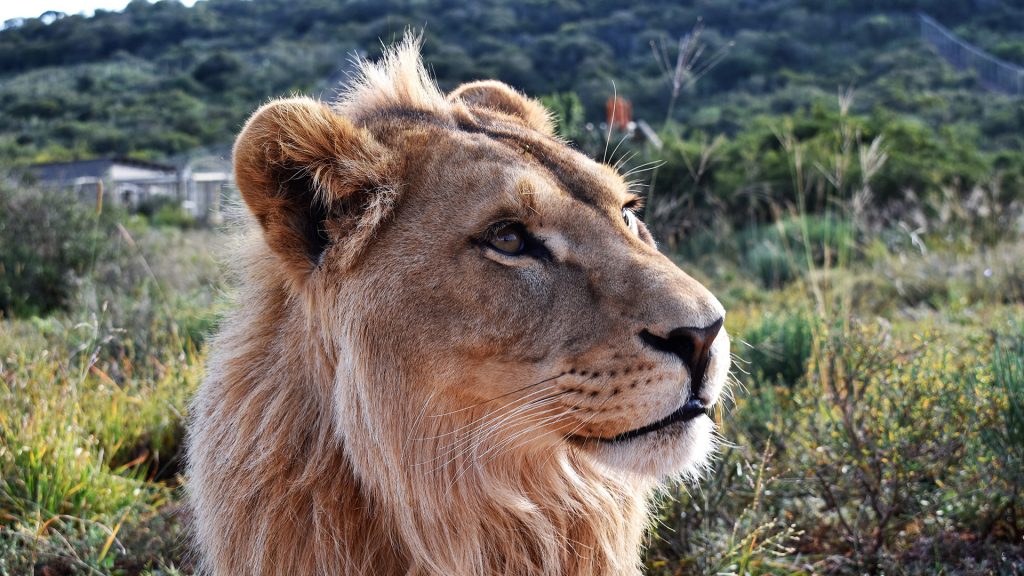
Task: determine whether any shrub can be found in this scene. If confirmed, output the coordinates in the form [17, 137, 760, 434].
[646, 443, 802, 575]
[739, 311, 813, 387]
[0, 183, 107, 317]
[151, 203, 196, 229]
[539, 92, 586, 143]
[974, 325, 1024, 542]
[737, 217, 856, 289]
[0, 308, 203, 573]
[792, 321, 990, 570]
[744, 239, 798, 288]
[0, 211, 224, 573]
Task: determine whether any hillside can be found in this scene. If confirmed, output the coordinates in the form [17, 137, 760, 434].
[0, 0, 1022, 167]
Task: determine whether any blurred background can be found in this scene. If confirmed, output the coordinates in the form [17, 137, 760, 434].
[1, 1, 1022, 574]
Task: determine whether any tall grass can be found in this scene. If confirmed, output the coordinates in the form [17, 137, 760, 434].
[646, 94, 1024, 574]
[0, 184, 223, 574]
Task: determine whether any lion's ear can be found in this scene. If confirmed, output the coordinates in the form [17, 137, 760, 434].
[233, 97, 393, 281]
[449, 80, 555, 135]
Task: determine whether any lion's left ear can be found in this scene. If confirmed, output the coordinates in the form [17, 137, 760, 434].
[448, 80, 555, 136]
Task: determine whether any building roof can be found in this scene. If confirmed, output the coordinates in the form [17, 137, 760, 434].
[31, 157, 177, 183]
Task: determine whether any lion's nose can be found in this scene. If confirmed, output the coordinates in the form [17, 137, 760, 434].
[639, 316, 724, 395]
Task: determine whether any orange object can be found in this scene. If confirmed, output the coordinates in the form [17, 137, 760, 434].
[605, 96, 632, 130]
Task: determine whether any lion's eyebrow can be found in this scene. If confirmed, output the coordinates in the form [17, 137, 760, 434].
[510, 177, 541, 216]
[623, 193, 644, 209]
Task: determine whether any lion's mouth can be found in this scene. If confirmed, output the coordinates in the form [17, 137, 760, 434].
[570, 398, 708, 444]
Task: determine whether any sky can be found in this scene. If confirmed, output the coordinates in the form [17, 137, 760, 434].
[1, 0, 198, 23]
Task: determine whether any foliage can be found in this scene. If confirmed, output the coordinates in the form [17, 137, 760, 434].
[972, 326, 1024, 543]
[0, 217, 221, 574]
[0, 326, 199, 573]
[795, 323, 983, 567]
[539, 92, 586, 143]
[738, 311, 813, 387]
[0, 182, 108, 317]
[151, 203, 197, 229]
[643, 104, 1022, 242]
[646, 97, 1024, 574]
[1, 0, 1023, 573]
[647, 444, 804, 576]
[1, 0, 1022, 177]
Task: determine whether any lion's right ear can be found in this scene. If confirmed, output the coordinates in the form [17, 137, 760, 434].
[233, 97, 393, 282]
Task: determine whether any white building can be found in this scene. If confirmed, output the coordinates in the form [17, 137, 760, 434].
[31, 157, 234, 224]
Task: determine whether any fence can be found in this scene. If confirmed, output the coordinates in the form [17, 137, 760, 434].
[919, 12, 1024, 96]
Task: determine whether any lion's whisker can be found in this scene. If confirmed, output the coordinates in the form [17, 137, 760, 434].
[417, 389, 568, 470]
[428, 372, 568, 418]
[613, 151, 639, 173]
[439, 402, 571, 483]
[419, 384, 562, 442]
[446, 405, 579, 494]
[539, 393, 619, 472]
[440, 377, 598, 475]
[418, 373, 600, 468]
[417, 403, 552, 470]
[478, 405, 578, 463]
[606, 130, 632, 169]
[602, 81, 618, 163]
[619, 160, 665, 179]
[404, 387, 443, 449]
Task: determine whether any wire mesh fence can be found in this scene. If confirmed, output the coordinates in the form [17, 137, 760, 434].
[919, 12, 1024, 96]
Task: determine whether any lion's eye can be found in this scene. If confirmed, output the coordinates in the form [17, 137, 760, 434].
[488, 223, 526, 255]
[623, 208, 639, 235]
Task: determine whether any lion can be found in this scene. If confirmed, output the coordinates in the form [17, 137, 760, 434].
[185, 36, 730, 576]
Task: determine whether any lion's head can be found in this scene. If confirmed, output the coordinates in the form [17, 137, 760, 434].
[189, 37, 730, 575]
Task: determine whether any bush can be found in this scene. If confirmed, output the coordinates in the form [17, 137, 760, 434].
[151, 203, 196, 229]
[0, 326, 201, 573]
[0, 224, 216, 574]
[739, 311, 813, 387]
[539, 92, 586, 143]
[646, 443, 802, 575]
[731, 217, 857, 289]
[973, 325, 1024, 542]
[792, 321, 991, 570]
[744, 239, 798, 288]
[0, 183, 107, 317]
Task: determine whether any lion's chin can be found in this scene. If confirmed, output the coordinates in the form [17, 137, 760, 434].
[574, 415, 717, 480]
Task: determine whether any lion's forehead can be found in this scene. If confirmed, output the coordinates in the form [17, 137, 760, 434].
[370, 109, 628, 216]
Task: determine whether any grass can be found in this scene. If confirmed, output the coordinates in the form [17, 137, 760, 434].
[0, 221, 222, 575]
[644, 102, 1024, 574]
[645, 241, 1024, 574]
[1, 109, 1023, 574]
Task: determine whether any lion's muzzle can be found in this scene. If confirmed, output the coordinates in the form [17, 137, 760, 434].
[638, 315, 724, 403]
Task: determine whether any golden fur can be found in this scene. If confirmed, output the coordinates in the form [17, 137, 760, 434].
[186, 37, 730, 575]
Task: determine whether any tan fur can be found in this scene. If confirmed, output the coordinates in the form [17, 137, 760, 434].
[186, 36, 730, 576]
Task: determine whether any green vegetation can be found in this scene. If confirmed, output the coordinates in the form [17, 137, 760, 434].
[0, 186, 104, 316]
[1, 1, 1023, 189]
[642, 110, 1024, 574]
[1, 0, 1023, 573]
[1, 180, 224, 573]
